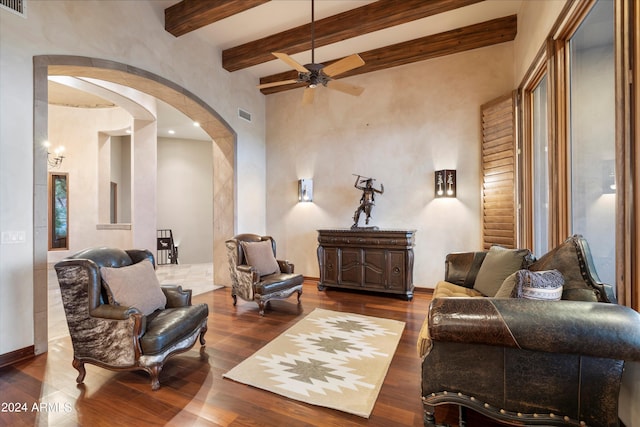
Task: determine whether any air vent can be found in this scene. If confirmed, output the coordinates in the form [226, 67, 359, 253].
[1, 0, 26, 16]
[238, 108, 252, 123]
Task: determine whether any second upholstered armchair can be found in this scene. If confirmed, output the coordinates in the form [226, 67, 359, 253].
[226, 234, 303, 315]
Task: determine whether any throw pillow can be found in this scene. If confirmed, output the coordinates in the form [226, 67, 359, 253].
[241, 240, 280, 277]
[494, 271, 518, 298]
[473, 246, 533, 297]
[100, 259, 167, 316]
[529, 235, 598, 301]
[510, 269, 564, 300]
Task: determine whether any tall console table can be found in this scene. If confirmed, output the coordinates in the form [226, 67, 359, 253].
[317, 229, 416, 300]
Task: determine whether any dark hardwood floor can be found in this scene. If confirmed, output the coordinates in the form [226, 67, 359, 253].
[0, 282, 502, 427]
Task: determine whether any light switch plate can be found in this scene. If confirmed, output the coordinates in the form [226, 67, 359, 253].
[1, 231, 26, 244]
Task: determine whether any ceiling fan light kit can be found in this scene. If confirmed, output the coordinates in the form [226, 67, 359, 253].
[257, 0, 365, 103]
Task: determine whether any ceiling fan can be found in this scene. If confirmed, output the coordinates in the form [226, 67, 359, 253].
[257, 0, 366, 104]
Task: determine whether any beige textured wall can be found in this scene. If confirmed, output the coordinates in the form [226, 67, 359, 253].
[265, 43, 514, 288]
[47, 105, 134, 264]
[514, 0, 568, 84]
[157, 137, 214, 264]
[0, 0, 262, 355]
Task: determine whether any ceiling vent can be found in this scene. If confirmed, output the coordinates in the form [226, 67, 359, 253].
[1, 0, 26, 17]
[238, 108, 252, 123]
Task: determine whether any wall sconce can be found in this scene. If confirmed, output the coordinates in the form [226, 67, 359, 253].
[298, 179, 313, 202]
[44, 141, 65, 168]
[435, 169, 456, 198]
[602, 160, 616, 194]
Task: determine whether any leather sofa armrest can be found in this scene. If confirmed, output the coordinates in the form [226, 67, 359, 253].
[161, 284, 192, 307]
[278, 260, 294, 274]
[428, 297, 640, 361]
[444, 252, 487, 288]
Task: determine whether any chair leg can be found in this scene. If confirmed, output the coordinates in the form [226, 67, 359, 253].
[258, 300, 266, 316]
[199, 324, 207, 345]
[149, 363, 163, 391]
[297, 289, 302, 304]
[232, 294, 237, 306]
[72, 358, 86, 384]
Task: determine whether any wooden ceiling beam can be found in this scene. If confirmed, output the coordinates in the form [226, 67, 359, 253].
[259, 15, 517, 95]
[223, 0, 485, 72]
[165, 0, 270, 37]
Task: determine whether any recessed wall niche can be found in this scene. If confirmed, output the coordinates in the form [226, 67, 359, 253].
[98, 132, 132, 225]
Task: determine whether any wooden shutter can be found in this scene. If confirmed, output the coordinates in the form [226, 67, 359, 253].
[481, 92, 517, 249]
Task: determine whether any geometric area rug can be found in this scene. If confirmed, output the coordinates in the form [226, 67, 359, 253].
[223, 308, 405, 418]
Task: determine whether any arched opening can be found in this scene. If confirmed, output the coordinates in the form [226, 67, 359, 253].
[33, 55, 236, 354]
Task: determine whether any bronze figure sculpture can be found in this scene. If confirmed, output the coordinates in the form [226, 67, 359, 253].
[352, 175, 384, 228]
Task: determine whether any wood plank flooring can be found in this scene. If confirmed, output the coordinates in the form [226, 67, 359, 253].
[0, 282, 502, 427]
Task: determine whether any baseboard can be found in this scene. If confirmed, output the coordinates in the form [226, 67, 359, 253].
[413, 287, 434, 295]
[0, 345, 35, 368]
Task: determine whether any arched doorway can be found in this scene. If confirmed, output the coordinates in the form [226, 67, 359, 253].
[33, 55, 236, 354]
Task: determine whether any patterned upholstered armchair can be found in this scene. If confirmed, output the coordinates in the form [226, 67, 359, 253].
[226, 234, 303, 315]
[54, 247, 208, 390]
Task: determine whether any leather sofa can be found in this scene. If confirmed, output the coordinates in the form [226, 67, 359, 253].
[54, 247, 209, 390]
[418, 236, 640, 426]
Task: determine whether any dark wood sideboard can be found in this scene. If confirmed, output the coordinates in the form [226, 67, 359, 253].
[317, 229, 416, 300]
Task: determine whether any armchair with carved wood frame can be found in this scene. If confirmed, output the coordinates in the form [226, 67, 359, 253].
[54, 247, 208, 390]
[226, 234, 303, 315]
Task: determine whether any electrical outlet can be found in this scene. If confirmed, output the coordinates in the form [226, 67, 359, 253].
[1, 231, 26, 244]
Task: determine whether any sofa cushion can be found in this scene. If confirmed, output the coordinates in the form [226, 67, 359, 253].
[256, 273, 304, 295]
[433, 281, 484, 299]
[529, 235, 598, 301]
[141, 304, 208, 355]
[473, 246, 533, 297]
[241, 240, 280, 277]
[100, 259, 167, 316]
[510, 269, 564, 300]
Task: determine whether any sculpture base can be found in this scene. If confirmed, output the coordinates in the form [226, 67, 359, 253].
[350, 225, 379, 230]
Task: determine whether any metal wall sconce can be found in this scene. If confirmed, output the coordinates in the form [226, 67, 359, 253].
[44, 141, 65, 168]
[298, 179, 313, 202]
[435, 169, 456, 198]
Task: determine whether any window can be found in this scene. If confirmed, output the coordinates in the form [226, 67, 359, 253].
[49, 173, 68, 250]
[567, 0, 615, 285]
[532, 75, 550, 256]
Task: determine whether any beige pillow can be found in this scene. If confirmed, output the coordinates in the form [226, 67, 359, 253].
[241, 240, 280, 276]
[100, 259, 166, 316]
[473, 246, 532, 297]
[494, 271, 518, 298]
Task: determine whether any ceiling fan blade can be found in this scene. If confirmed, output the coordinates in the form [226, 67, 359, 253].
[322, 54, 365, 77]
[257, 79, 299, 89]
[326, 80, 365, 96]
[302, 87, 315, 105]
[272, 52, 309, 73]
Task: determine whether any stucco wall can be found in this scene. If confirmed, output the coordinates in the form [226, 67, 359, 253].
[265, 43, 514, 287]
[514, 0, 568, 84]
[47, 105, 134, 264]
[0, 0, 264, 355]
[157, 137, 214, 264]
